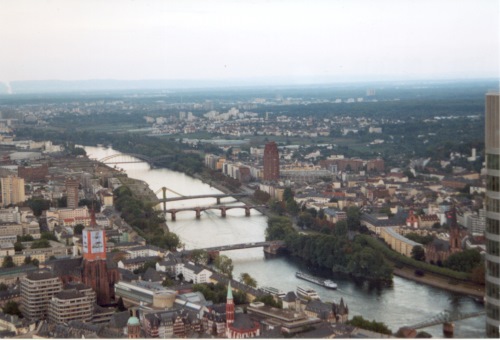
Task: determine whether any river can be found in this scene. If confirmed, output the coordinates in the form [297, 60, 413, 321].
[85, 145, 485, 338]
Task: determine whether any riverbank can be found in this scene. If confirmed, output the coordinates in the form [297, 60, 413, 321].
[393, 266, 485, 299]
[196, 170, 486, 299]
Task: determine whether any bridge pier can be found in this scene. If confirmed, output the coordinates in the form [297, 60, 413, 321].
[221, 207, 226, 218]
[217, 197, 221, 204]
[162, 187, 167, 213]
[443, 322, 454, 337]
[263, 241, 285, 255]
[245, 207, 251, 217]
[195, 208, 201, 219]
[170, 211, 176, 221]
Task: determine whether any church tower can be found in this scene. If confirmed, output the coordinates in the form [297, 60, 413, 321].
[447, 206, 461, 254]
[82, 208, 113, 305]
[226, 282, 235, 327]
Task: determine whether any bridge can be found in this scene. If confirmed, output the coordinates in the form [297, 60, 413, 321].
[166, 204, 263, 220]
[404, 310, 485, 336]
[182, 241, 286, 258]
[154, 187, 250, 213]
[98, 153, 174, 165]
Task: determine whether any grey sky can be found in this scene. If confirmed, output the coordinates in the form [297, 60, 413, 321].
[1, 0, 499, 83]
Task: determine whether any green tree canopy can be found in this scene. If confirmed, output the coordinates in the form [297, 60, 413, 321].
[2, 256, 15, 268]
[444, 249, 482, 273]
[2, 301, 22, 318]
[266, 216, 296, 241]
[240, 272, 257, 287]
[411, 245, 426, 262]
[74, 224, 85, 235]
[347, 315, 392, 335]
[214, 255, 234, 278]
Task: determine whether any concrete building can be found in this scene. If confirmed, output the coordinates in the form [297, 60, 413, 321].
[263, 141, 280, 181]
[65, 178, 79, 209]
[20, 270, 63, 321]
[485, 91, 500, 337]
[47, 284, 96, 325]
[0, 176, 25, 207]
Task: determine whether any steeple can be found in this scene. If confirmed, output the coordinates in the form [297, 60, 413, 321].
[90, 201, 97, 227]
[227, 281, 233, 300]
[226, 281, 234, 327]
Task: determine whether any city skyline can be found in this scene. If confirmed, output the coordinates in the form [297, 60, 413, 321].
[0, 0, 499, 84]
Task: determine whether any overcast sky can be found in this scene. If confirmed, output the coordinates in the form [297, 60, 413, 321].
[0, 0, 499, 83]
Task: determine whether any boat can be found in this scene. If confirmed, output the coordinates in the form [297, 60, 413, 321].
[260, 286, 286, 299]
[296, 271, 338, 289]
[296, 285, 321, 300]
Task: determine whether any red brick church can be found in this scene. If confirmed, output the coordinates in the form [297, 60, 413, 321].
[425, 206, 464, 264]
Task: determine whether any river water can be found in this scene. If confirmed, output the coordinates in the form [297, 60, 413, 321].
[85, 146, 485, 338]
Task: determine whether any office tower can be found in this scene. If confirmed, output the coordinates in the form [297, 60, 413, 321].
[263, 141, 280, 181]
[0, 175, 25, 207]
[485, 91, 500, 337]
[65, 177, 79, 209]
[20, 270, 63, 321]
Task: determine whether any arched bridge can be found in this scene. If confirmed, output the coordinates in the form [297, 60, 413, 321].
[98, 153, 174, 165]
[166, 204, 263, 220]
[404, 309, 485, 335]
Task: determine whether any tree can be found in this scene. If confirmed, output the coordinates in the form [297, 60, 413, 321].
[74, 224, 85, 235]
[214, 255, 234, 278]
[411, 245, 426, 262]
[190, 249, 209, 265]
[14, 242, 24, 252]
[25, 198, 51, 217]
[268, 199, 285, 215]
[298, 212, 314, 229]
[444, 249, 482, 273]
[17, 235, 33, 242]
[2, 256, 15, 268]
[2, 301, 22, 318]
[266, 216, 295, 240]
[41, 232, 58, 241]
[116, 297, 127, 312]
[240, 272, 257, 287]
[0, 283, 8, 291]
[347, 315, 392, 335]
[31, 239, 51, 249]
[253, 294, 282, 308]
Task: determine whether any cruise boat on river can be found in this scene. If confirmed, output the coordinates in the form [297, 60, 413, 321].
[296, 271, 338, 289]
[296, 285, 321, 300]
[260, 286, 286, 299]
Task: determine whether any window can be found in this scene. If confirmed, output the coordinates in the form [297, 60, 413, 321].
[487, 260, 500, 278]
[487, 239, 500, 256]
[487, 218, 500, 235]
[487, 197, 500, 213]
[486, 285, 500, 300]
[487, 154, 500, 170]
[487, 175, 500, 191]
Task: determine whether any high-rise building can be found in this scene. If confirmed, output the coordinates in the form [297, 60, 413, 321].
[485, 91, 500, 337]
[0, 175, 25, 207]
[20, 270, 63, 321]
[65, 177, 79, 209]
[263, 141, 280, 181]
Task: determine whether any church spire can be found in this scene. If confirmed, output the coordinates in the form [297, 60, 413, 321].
[227, 281, 233, 300]
[90, 201, 97, 227]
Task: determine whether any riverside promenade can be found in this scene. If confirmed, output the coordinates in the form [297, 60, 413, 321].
[393, 266, 484, 298]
